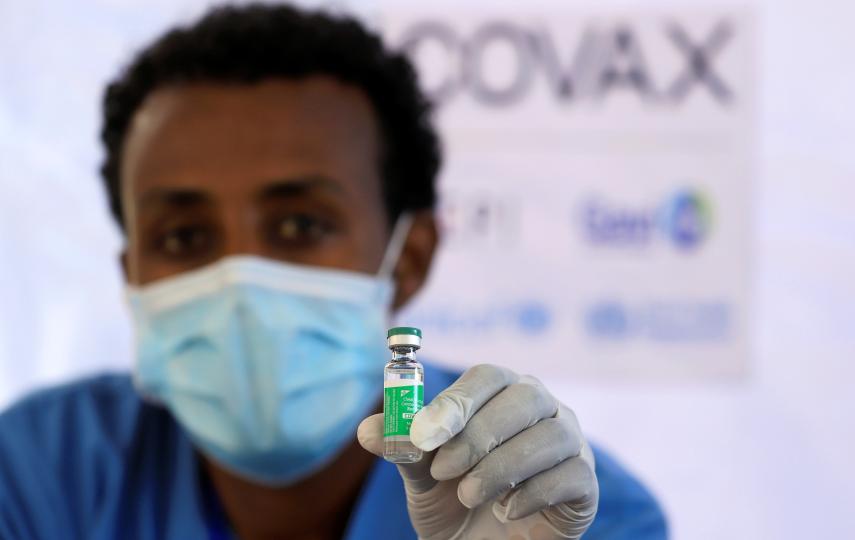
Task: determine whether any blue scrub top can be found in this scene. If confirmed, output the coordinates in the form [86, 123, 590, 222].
[0, 362, 666, 539]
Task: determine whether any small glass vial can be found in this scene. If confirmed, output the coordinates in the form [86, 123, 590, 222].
[383, 326, 424, 463]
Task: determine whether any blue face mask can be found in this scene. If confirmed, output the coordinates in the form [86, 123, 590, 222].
[127, 216, 412, 486]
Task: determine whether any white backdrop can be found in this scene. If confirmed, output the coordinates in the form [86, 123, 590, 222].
[0, 1, 853, 539]
[385, 7, 754, 380]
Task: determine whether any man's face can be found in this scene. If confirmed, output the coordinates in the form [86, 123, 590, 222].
[121, 77, 426, 297]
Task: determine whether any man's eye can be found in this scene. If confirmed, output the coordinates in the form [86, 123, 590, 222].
[273, 214, 331, 243]
[157, 226, 211, 256]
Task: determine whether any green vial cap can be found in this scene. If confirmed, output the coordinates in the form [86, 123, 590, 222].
[387, 327, 422, 338]
[387, 326, 422, 349]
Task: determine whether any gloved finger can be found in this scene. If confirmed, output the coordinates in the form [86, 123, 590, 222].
[356, 413, 438, 494]
[500, 442, 598, 524]
[410, 364, 518, 452]
[455, 409, 583, 509]
[431, 377, 559, 481]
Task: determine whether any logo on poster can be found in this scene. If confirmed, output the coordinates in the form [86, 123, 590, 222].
[661, 190, 711, 249]
[582, 189, 712, 250]
[395, 19, 734, 106]
[585, 299, 730, 342]
[404, 300, 552, 337]
[440, 192, 521, 247]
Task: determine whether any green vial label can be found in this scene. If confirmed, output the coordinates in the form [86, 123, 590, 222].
[383, 382, 424, 437]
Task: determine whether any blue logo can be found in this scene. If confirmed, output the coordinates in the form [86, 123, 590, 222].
[659, 190, 712, 250]
[584, 299, 730, 342]
[581, 189, 712, 250]
[515, 301, 553, 335]
[403, 300, 553, 337]
[585, 302, 630, 339]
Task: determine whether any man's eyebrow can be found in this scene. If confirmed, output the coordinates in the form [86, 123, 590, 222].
[259, 176, 345, 199]
[139, 187, 210, 207]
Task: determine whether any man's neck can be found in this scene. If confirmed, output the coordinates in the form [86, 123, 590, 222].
[203, 438, 376, 540]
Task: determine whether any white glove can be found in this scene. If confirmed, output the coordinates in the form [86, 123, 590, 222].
[357, 364, 598, 540]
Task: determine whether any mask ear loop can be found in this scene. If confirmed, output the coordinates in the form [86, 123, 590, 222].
[377, 212, 414, 280]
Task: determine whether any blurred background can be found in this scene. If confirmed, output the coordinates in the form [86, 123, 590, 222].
[1, 0, 853, 538]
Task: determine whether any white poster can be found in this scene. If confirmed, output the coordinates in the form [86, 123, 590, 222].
[382, 7, 755, 380]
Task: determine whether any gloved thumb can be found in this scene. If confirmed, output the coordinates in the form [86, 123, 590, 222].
[357, 413, 438, 494]
[356, 413, 385, 457]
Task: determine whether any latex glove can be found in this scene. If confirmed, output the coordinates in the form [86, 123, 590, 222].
[357, 364, 598, 540]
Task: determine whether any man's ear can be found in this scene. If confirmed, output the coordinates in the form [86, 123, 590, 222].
[392, 210, 439, 311]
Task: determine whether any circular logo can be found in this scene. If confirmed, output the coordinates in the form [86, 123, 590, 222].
[585, 301, 629, 339]
[660, 189, 712, 250]
[515, 301, 552, 335]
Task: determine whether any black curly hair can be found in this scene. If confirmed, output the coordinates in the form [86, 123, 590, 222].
[100, 2, 440, 229]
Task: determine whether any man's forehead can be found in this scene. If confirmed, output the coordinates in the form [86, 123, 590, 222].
[131, 77, 377, 127]
[137, 176, 345, 208]
[120, 76, 383, 203]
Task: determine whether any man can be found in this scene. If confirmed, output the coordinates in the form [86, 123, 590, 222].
[0, 4, 666, 539]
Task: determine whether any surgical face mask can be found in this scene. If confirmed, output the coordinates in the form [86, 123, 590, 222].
[127, 215, 413, 486]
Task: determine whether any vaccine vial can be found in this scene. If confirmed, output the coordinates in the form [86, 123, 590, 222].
[383, 326, 424, 463]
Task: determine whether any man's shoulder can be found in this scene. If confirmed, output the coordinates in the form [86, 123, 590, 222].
[1, 373, 140, 436]
[2, 372, 136, 410]
[587, 445, 668, 539]
[0, 373, 161, 475]
[0, 375, 202, 538]
[421, 360, 458, 383]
